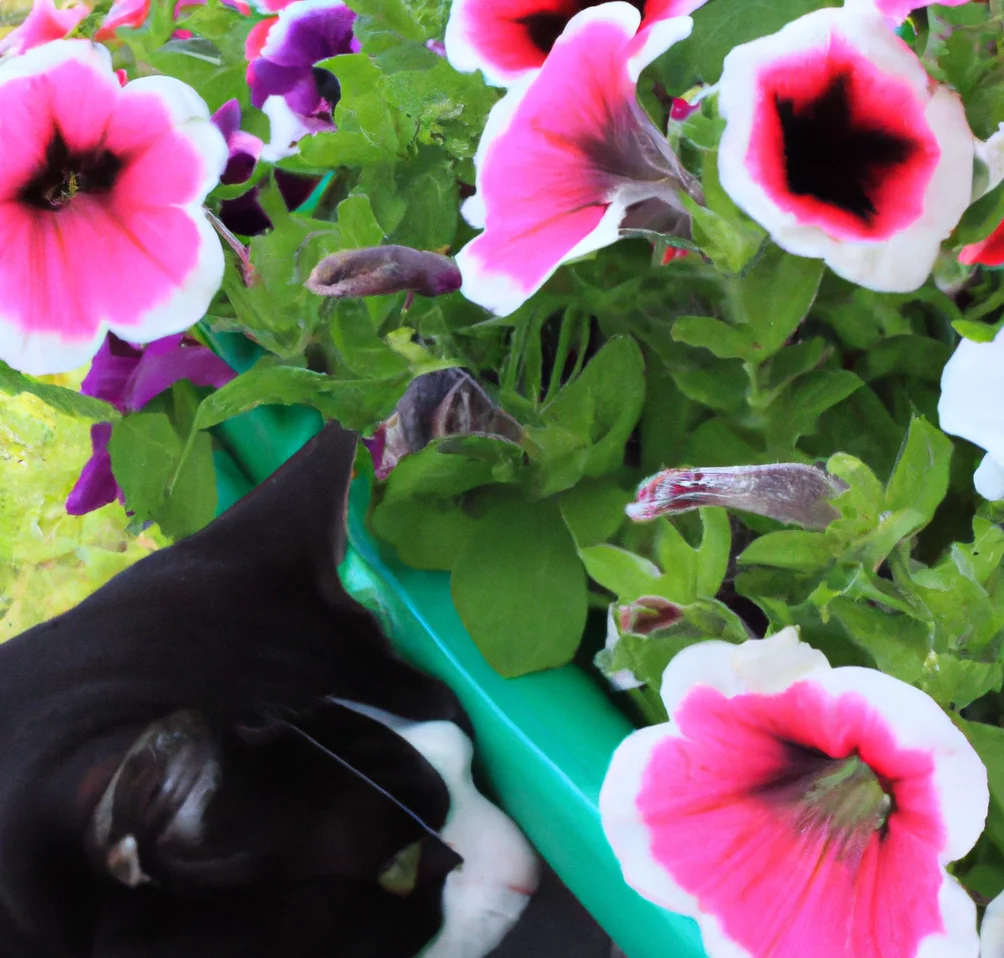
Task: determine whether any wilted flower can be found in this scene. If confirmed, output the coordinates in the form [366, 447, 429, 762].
[4, 422, 538, 956]
[456, 3, 701, 317]
[365, 368, 523, 480]
[717, 3, 973, 292]
[66, 333, 235, 515]
[601, 627, 989, 958]
[0, 41, 226, 375]
[938, 327, 1004, 500]
[306, 246, 463, 299]
[627, 463, 846, 528]
[246, 0, 358, 158]
[444, 0, 706, 87]
[601, 596, 684, 691]
[0, 0, 87, 56]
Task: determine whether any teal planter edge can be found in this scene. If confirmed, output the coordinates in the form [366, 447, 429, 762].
[204, 331, 707, 958]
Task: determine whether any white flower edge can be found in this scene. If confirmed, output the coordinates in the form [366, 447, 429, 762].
[981, 891, 1004, 958]
[717, 4, 973, 293]
[938, 329, 1004, 501]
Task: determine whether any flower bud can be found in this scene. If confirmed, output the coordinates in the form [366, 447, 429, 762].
[305, 246, 462, 299]
[627, 463, 847, 529]
[366, 369, 522, 479]
[600, 597, 683, 692]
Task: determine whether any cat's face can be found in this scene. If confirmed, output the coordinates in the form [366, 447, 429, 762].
[0, 422, 536, 957]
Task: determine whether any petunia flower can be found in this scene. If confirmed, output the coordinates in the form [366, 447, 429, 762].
[444, 0, 706, 87]
[627, 463, 847, 528]
[95, 0, 150, 38]
[601, 627, 989, 958]
[66, 332, 236, 515]
[0, 0, 87, 56]
[456, 2, 702, 317]
[960, 220, 1004, 268]
[716, 3, 973, 293]
[938, 327, 1004, 500]
[246, 0, 359, 156]
[0, 40, 227, 375]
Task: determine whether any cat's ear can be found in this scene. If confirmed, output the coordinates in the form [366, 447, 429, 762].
[183, 420, 359, 605]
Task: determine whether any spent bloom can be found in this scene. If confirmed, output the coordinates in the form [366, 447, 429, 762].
[601, 627, 989, 958]
[444, 0, 707, 87]
[66, 333, 235, 515]
[717, 3, 973, 292]
[938, 327, 1004, 501]
[0, 40, 226, 375]
[627, 463, 846, 529]
[456, 2, 702, 317]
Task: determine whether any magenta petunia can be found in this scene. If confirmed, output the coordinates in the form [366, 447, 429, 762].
[455, 2, 700, 316]
[96, 0, 150, 39]
[717, 3, 973, 292]
[246, 0, 359, 156]
[66, 332, 236, 515]
[856, 0, 971, 28]
[0, 41, 227, 375]
[0, 0, 87, 56]
[600, 628, 989, 958]
[444, 0, 707, 87]
[959, 219, 1004, 268]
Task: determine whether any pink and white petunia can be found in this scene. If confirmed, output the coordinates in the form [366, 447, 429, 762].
[938, 327, 1004, 500]
[0, 0, 87, 56]
[444, 0, 706, 87]
[0, 40, 226, 375]
[601, 627, 989, 958]
[456, 2, 701, 316]
[717, 3, 973, 293]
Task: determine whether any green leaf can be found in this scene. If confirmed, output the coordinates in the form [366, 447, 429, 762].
[884, 417, 953, 529]
[0, 362, 119, 422]
[526, 336, 646, 496]
[659, 0, 840, 86]
[655, 520, 700, 603]
[558, 479, 632, 548]
[370, 495, 477, 571]
[451, 497, 587, 676]
[579, 544, 662, 600]
[766, 370, 864, 450]
[108, 412, 180, 523]
[918, 656, 1003, 711]
[951, 180, 1004, 246]
[335, 194, 386, 249]
[730, 244, 824, 358]
[829, 597, 928, 683]
[739, 530, 836, 571]
[695, 508, 732, 596]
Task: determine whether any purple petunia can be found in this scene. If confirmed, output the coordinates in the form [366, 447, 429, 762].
[66, 334, 236, 515]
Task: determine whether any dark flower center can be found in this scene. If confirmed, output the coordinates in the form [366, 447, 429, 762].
[756, 744, 893, 864]
[20, 130, 122, 212]
[775, 71, 915, 222]
[520, 0, 646, 55]
[312, 66, 342, 113]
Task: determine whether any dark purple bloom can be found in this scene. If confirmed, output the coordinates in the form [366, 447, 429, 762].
[246, 0, 360, 126]
[66, 334, 236, 516]
[210, 98, 320, 235]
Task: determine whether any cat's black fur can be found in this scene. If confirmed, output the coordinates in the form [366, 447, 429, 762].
[0, 422, 471, 958]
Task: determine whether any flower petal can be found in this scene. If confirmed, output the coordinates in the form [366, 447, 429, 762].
[0, 0, 88, 56]
[444, 0, 706, 87]
[65, 422, 121, 515]
[602, 635, 988, 958]
[718, 4, 972, 293]
[981, 891, 1004, 958]
[938, 329, 1004, 499]
[456, 2, 694, 316]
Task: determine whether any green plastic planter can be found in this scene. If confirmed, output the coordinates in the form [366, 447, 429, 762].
[205, 331, 707, 958]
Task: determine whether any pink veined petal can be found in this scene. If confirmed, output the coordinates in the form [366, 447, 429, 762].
[458, 6, 648, 310]
[871, 0, 969, 27]
[445, 0, 705, 84]
[42, 58, 121, 156]
[633, 682, 948, 958]
[0, 76, 56, 203]
[0, 0, 88, 56]
[97, 0, 151, 38]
